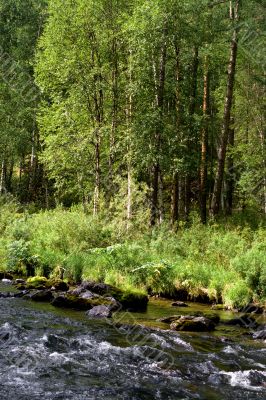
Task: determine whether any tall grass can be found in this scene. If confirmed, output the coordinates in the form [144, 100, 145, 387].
[0, 201, 265, 308]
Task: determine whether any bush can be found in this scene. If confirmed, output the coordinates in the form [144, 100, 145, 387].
[7, 239, 35, 276]
[222, 280, 252, 309]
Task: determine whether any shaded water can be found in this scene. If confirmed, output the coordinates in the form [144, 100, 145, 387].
[0, 284, 265, 400]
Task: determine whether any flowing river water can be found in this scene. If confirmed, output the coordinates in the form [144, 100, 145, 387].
[0, 283, 265, 400]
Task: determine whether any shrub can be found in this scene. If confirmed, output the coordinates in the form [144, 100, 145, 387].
[7, 240, 34, 275]
[222, 280, 252, 309]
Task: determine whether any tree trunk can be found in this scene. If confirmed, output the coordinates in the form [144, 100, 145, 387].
[259, 128, 266, 214]
[171, 172, 179, 225]
[93, 128, 101, 216]
[171, 45, 181, 226]
[210, 0, 240, 217]
[6, 159, 14, 192]
[150, 35, 167, 226]
[185, 46, 199, 219]
[200, 59, 210, 224]
[225, 120, 235, 215]
[0, 159, 6, 195]
[108, 36, 118, 203]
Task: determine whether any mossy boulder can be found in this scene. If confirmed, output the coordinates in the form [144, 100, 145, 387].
[51, 293, 115, 311]
[15, 283, 27, 291]
[24, 289, 54, 302]
[112, 290, 148, 312]
[24, 277, 68, 291]
[75, 281, 148, 312]
[189, 311, 220, 324]
[26, 276, 48, 289]
[47, 279, 69, 291]
[170, 315, 216, 332]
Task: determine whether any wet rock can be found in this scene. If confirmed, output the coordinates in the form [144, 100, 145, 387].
[253, 329, 266, 340]
[170, 315, 216, 332]
[115, 290, 148, 312]
[190, 311, 220, 324]
[172, 301, 188, 307]
[80, 290, 100, 300]
[69, 287, 84, 296]
[223, 314, 258, 329]
[25, 277, 68, 291]
[103, 296, 121, 311]
[13, 290, 30, 298]
[86, 305, 112, 318]
[80, 281, 112, 295]
[26, 290, 54, 302]
[158, 315, 181, 324]
[205, 313, 220, 324]
[14, 279, 26, 285]
[15, 283, 27, 291]
[78, 281, 148, 312]
[51, 293, 114, 311]
[48, 279, 69, 292]
[51, 294, 93, 310]
[26, 276, 48, 290]
[0, 292, 14, 298]
[1, 279, 12, 284]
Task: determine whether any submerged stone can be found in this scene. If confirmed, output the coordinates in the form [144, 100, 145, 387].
[158, 315, 181, 324]
[253, 328, 266, 340]
[223, 314, 258, 329]
[172, 301, 188, 307]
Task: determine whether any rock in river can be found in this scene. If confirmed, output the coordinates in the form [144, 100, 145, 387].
[170, 315, 216, 332]
[172, 301, 188, 307]
[86, 305, 112, 319]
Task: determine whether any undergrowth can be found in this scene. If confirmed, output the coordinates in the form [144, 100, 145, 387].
[0, 199, 265, 309]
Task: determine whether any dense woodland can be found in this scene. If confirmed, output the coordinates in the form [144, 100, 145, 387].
[0, 0, 265, 308]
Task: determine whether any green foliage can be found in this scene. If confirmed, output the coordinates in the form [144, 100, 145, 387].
[0, 206, 266, 308]
[222, 281, 252, 309]
[7, 238, 41, 276]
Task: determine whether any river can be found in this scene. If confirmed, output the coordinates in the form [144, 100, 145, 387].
[0, 283, 265, 399]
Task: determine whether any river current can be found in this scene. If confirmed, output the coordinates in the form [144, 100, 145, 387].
[0, 284, 265, 400]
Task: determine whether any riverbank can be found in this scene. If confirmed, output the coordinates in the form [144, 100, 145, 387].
[0, 204, 265, 310]
[0, 278, 265, 341]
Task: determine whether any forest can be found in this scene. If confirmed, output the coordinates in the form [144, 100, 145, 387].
[0, 0, 265, 308]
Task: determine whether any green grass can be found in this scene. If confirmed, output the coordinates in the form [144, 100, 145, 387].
[0, 200, 265, 309]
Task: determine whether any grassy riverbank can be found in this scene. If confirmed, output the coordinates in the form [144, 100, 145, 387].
[0, 199, 265, 309]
